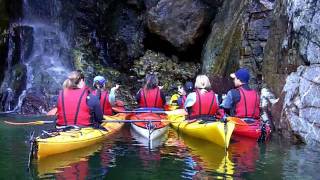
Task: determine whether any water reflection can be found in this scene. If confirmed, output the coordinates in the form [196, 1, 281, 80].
[1, 118, 320, 179]
[229, 136, 260, 176]
[130, 126, 168, 150]
[178, 134, 234, 179]
[36, 143, 102, 179]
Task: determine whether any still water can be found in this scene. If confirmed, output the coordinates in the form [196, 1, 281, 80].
[0, 115, 319, 179]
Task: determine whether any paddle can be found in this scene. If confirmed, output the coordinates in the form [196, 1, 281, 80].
[117, 108, 187, 115]
[47, 108, 57, 116]
[257, 121, 267, 143]
[102, 119, 173, 123]
[4, 120, 55, 125]
[3, 118, 178, 125]
[225, 117, 247, 125]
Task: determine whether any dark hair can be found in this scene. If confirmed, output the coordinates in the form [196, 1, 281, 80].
[145, 74, 158, 89]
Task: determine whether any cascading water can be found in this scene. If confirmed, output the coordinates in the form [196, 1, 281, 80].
[0, 0, 74, 113]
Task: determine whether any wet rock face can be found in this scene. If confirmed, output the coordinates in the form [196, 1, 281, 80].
[21, 90, 50, 114]
[147, 0, 213, 51]
[262, 0, 320, 144]
[202, 0, 274, 89]
[74, 0, 145, 71]
[282, 66, 320, 144]
[0, 0, 9, 85]
[282, 0, 320, 144]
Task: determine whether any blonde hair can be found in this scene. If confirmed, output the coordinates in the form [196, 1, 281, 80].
[194, 75, 211, 90]
[63, 70, 84, 89]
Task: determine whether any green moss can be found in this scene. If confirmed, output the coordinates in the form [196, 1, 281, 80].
[132, 50, 200, 93]
[211, 22, 242, 76]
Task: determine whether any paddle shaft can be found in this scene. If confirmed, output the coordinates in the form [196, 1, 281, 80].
[4, 120, 54, 125]
[117, 109, 187, 115]
[4, 119, 173, 125]
[103, 119, 171, 123]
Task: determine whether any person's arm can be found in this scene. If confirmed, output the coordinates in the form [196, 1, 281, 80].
[184, 92, 196, 115]
[109, 84, 119, 106]
[220, 91, 233, 109]
[220, 89, 240, 115]
[184, 92, 196, 109]
[87, 94, 103, 123]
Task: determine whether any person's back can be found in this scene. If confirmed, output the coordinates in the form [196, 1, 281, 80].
[184, 75, 219, 119]
[235, 86, 260, 119]
[56, 70, 103, 127]
[136, 74, 166, 108]
[220, 68, 260, 119]
[57, 87, 91, 126]
[92, 75, 113, 115]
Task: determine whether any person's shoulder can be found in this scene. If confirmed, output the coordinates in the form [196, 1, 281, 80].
[226, 88, 239, 97]
[187, 92, 196, 98]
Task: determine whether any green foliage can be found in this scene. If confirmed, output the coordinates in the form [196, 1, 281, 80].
[132, 50, 200, 92]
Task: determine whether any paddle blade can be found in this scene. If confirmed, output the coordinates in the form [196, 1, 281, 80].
[47, 108, 57, 116]
[226, 117, 247, 125]
[4, 120, 54, 125]
[165, 109, 187, 115]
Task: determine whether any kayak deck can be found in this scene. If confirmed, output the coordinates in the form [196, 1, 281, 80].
[169, 114, 235, 148]
[128, 112, 169, 140]
[35, 113, 125, 159]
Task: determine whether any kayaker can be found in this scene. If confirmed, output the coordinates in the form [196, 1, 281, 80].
[136, 73, 166, 108]
[220, 68, 260, 121]
[92, 75, 119, 115]
[184, 75, 219, 120]
[177, 81, 194, 108]
[56, 70, 103, 127]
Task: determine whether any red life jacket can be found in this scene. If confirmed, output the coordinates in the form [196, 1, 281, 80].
[93, 90, 112, 115]
[56, 88, 91, 126]
[139, 87, 163, 108]
[190, 90, 219, 118]
[235, 87, 260, 119]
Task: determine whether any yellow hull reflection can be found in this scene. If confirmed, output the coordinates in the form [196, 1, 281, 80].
[180, 134, 234, 179]
[37, 142, 102, 177]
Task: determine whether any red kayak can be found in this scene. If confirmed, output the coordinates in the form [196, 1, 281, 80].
[228, 117, 271, 141]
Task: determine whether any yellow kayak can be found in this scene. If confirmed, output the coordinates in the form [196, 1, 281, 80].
[169, 114, 235, 148]
[35, 113, 125, 159]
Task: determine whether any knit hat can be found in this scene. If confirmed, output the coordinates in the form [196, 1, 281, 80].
[184, 81, 194, 93]
[230, 68, 250, 83]
[93, 76, 106, 86]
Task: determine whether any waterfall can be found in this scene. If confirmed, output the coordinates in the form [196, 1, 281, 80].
[0, 0, 74, 113]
